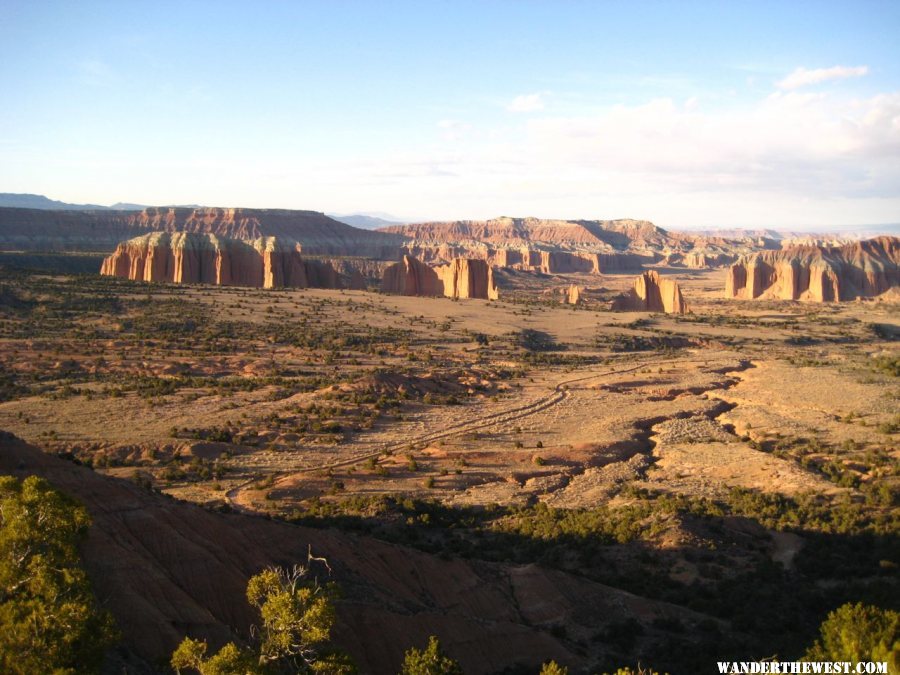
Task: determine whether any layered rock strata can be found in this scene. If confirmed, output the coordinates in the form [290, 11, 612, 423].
[0, 206, 405, 256]
[682, 251, 736, 269]
[725, 237, 900, 302]
[381, 255, 499, 299]
[404, 243, 652, 273]
[612, 271, 689, 314]
[382, 217, 673, 250]
[101, 232, 344, 289]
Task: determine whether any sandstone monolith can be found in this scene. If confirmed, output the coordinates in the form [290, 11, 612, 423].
[612, 271, 688, 314]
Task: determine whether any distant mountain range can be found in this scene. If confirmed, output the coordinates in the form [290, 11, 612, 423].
[0, 196, 415, 231]
[0, 193, 117, 210]
[671, 224, 900, 239]
[327, 212, 410, 229]
[0, 193, 200, 211]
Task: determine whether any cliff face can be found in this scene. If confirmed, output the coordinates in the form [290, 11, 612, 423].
[725, 236, 900, 302]
[381, 256, 499, 299]
[383, 216, 775, 272]
[381, 255, 443, 296]
[0, 206, 405, 255]
[404, 245, 649, 274]
[612, 271, 688, 314]
[382, 217, 674, 250]
[100, 232, 344, 289]
[389, 218, 665, 273]
[435, 258, 500, 300]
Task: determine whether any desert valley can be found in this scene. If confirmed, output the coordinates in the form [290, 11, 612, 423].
[0, 201, 897, 673]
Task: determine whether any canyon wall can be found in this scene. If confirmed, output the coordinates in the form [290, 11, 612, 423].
[725, 236, 900, 302]
[381, 255, 499, 299]
[612, 271, 689, 314]
[100, 232, 345, 289]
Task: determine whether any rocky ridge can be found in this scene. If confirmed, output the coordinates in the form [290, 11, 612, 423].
[725, 236, 900, 302]
[384, 217, 772, 271]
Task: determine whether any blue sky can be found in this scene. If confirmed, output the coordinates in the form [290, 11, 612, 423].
[1, 1, 898, 228]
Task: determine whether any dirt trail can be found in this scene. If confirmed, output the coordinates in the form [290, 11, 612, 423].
[227, 354, 730, 513]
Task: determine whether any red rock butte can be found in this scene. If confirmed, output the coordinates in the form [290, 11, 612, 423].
[725, 236, 900, 302]
[100, 232, 344, 289]
[612, 270, 689, 314]
[380, 255, 499, 300]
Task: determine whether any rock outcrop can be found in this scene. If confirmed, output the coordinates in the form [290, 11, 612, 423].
[435, 258, 500, 300]
[381, 255, 499, 299]
[381, 255, 443, 296]
[612, 271, 689, 314]
[101, 232, 344, 289]
[682, 250, 736, 269]
[725, 236, 900, 302]
[566, 285, 581, 305]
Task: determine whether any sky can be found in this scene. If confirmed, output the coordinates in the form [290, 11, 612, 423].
[1, 1, 899, 229]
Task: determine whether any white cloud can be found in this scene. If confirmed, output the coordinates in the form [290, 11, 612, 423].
[777, 65, 869, 90]
[291, 88, 900, 224]
[436, 119, 472, 141]
[519, 90, 900, 193]
[330, 87, 900, 225]
[507, 93, 544, 113]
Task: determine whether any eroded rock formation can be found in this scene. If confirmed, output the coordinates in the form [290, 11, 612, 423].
[682, 250, 736, 269]
[381, 255, 499, 299]
[404, 245, 651, 274]
[383, 217, 788, 273]
[380, 255, 442, 296]
[382, 217, 674, 250]
[725, 237, 900, 302]
[612, 271, 688, 314]
[436, 258, 500, 300]
[101, 232, 344, 289]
